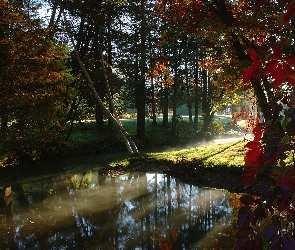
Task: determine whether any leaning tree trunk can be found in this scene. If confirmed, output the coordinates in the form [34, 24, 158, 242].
[63, 14, 139, 155]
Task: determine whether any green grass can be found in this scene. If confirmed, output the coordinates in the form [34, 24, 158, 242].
[149, 140, 247, 166]
[111, 140, 248, 169]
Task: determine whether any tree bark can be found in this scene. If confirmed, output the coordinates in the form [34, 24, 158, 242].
[194, 49, 200, 128]
[162, 84, 169, 127]
[136, 0, 147, 140]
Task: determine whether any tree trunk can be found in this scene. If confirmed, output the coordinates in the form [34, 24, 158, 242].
[172, 64, 178, 135]
[106, 7, 114, 129]
[185, 55, 193, 122]
[162, 85, 169, 127]
[194, 51, 199, 128]
[65, 96, 82, 141]
[136, 0, 147, 140]
[151, 76, 157, 125]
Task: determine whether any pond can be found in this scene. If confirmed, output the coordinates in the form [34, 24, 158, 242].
[0, 155, 237, 250]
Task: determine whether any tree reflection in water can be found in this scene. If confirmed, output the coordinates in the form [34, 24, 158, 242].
[0, 171, 236, 249]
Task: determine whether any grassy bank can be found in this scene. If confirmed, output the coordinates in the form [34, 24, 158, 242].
[110, 140, 247, 169]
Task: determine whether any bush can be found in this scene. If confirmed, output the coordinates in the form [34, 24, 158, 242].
[168, 116, 198, 142]
[205, 119, 225, 137]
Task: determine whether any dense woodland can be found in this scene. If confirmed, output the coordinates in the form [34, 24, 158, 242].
[0, 0, 259, 162]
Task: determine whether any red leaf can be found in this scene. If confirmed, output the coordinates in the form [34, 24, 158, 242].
[273, 47, 282, 60]
[245, 147, 264, 168]
[278, 193, 292, 212]
[277, 175, 295, 190]
[285, 54, 295, 65]
[287, 75, 295, 86]
[249, 48, 257, 61]
[265, 156, 277, 165]
[253, 125, 262, 141]
[287, 0, 295, 9]
[264, 60, 278, 74]
[255, 0, 267, 7]
[242, 167, 257, 186]
[243, 65, 253, 83]
[253, 58, 261, 69]
[245, 141, 261, 149]
[283, 63, 295, 77]
[272, 63, 284, 87]
[284, 6, 295, 22]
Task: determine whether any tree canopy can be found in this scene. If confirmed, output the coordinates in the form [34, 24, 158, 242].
[0, 0, 74, 164]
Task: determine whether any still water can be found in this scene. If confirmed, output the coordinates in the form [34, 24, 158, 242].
[0, 157, 236, 250]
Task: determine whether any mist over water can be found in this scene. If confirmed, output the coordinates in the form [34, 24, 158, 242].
[0, 170, 236, 249]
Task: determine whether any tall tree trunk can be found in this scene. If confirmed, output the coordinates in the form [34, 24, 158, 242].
[172, 64, 178, 135]
[201, 69, 208, 115]
[106, 5, 114, 129]
[185, 55, 193, 122]
[151, 76, 157, 125]
[194, 51, 199, 128]
[162, 84, 169, 127]
[136, 0, 147, 140]
[65, 96, 82, 141]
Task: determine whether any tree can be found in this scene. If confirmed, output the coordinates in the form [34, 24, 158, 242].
[0, 0, 74, 164]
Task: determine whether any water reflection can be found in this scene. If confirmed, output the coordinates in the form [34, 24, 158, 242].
[0, 171, 235, 249]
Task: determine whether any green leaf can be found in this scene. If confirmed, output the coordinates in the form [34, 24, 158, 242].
[281, 134, 290, 144]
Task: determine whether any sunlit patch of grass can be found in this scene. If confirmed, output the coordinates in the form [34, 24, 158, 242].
[109, 158, 131, 168]
[150, 140, 246, 166]
[139, 140, 247, 168]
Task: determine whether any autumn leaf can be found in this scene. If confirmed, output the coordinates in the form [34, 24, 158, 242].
[272, 63, 284, 87]
[285, 54, 295, 65]
[252, 125, 262, 141]
[243, 65, 254, 83]
[242, 167, 257, 186]
[284, 6, 295, 22]
[273, 47, 282, 60]
[245, 141, 261, 149]
[244, 147, 264, 170]
[264, 60, 278, 74]
[249, 48, 257, 61]
[243, 49, 261, 83]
